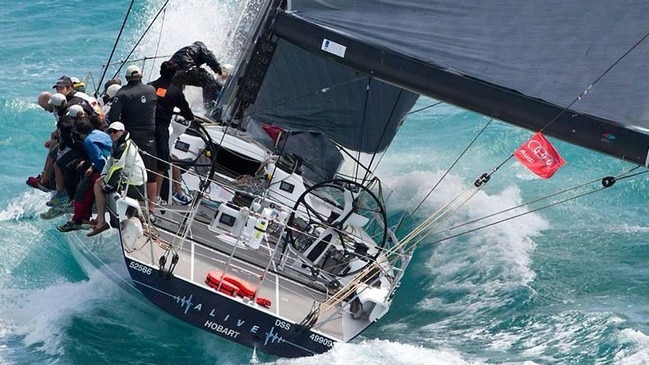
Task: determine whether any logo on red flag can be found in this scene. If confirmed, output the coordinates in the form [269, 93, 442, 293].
[514, 132, 565, 179]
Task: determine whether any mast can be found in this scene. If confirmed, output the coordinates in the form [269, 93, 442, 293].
[218, 0, 284, 126]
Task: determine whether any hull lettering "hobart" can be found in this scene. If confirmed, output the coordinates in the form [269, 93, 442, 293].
[204, 320, 241, 338]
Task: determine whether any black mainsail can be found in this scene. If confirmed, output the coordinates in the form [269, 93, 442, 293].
[235, 0, 649, 165]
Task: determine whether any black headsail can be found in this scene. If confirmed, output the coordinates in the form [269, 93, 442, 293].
[245, 38, 419, 154]
[225, 0, 419, 159]
[231, 0, 649, 166]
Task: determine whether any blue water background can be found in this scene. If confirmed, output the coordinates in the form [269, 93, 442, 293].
[1, 1, 649, 364]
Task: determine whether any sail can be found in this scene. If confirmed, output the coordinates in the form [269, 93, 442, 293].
[245, 38, 419, 153]
[261, 0, 649, 166]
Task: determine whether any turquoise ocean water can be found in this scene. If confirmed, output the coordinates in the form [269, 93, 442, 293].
[2, 1, 649, 364]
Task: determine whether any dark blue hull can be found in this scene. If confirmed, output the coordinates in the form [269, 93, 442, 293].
[125, 258, 335, 358]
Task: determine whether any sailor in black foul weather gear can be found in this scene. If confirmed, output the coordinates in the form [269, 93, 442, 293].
[106, 65, 158, 215]
[148, 60, 194, 203]
[169, 41, 225, 109]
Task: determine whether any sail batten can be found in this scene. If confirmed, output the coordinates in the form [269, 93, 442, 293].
[267, 1, 649, 165]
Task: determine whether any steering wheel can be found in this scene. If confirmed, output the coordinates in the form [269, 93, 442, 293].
[286, 178, 388, 277]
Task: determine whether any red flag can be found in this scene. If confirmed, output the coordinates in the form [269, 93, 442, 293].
[514, 132, 565, 179]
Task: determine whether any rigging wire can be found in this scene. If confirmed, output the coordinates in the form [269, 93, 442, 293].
[443, 176, 604, 234]
[110, 0, 173, 81]
[146, 7, 168, 80]
[607, 166, 645, 182]
[331, 142, 379, 179]
[103, 54, 172, 68]
[361, 88, 408, 186]
[428, 184, 603, 246]
[422, 167, 648, 246]
[407, 101, 443, 115]
[395, 118, 494, 233]
[354, 78, 373, 180]
[355, 99, 445, 194]
[397, 186, 483, 247]
[96, 0, 135, 96]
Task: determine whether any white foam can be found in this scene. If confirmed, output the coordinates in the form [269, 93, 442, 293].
[268, 338, 482, 365]
[615, 328, 649, 364]
[136, 0, 235, 61]
[0, 270, 122, 356]
[386, 170, 544, 274]
[0, 191, 53, 282]
[0, 190, 49, 221]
